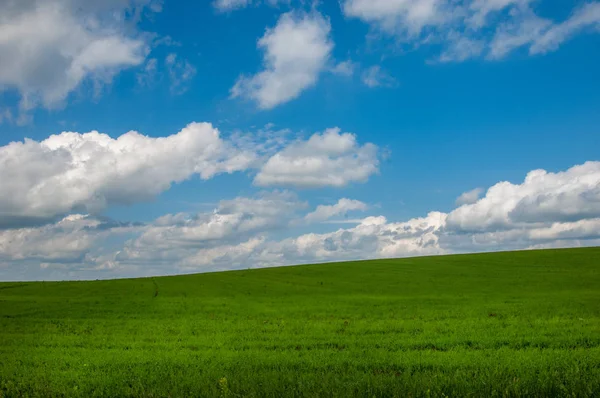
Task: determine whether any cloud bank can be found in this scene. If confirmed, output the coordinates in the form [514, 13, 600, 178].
[2, 157, 600, 280]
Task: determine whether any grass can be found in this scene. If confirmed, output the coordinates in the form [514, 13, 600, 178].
[1, 248, 599, 397]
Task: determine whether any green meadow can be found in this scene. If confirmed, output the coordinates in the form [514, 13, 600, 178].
[1, 248, 599, 397]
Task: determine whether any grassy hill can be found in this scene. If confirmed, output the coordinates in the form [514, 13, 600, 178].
[1, 248, 599, 397]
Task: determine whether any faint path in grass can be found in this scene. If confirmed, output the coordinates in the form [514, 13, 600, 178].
[0, 283, 29, 290]
[152, 278, 159, 298]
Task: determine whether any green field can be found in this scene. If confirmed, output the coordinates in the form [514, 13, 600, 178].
[1, 248, 599, 397]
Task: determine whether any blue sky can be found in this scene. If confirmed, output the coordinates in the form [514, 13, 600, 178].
[0, 0, 599, 280]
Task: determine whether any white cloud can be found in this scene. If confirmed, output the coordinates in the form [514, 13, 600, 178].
[529, 2, 600, 54]
[342, 0, 600, 62]
[0, 122, 256, 227]
[0, 215, 96, 263]
[3, 151, 600, 280]
[105, 191, 306, 269]
[214, 0, 251, 11]
[136, 58, 158, 87]
[488, 3, 600, 60]
[488, 8, 554, 59]
[230, 11, 333, 109]
[438, 34, 485, 62]
[526, 238, 600, 251]
[209, 160, 600, 269]
[439, 219, 600, 255]
[361, 66, 398, 88]
[330, 60, 356, 76]
[0, 108, 12, 124]
[456, 187, 484, 206]
[0, 123, 379, 228]
[0, 214, 138, 265]
[178, 237, 267, 271]
[165, 53, 196, 95]
[179, 211, 448, 271]
[135, 54, 196, 94]
[283, 212, 447, 263]
[213, 0, 289, 12]
[254, 127, 380, 188]
[343, 0, 455, 38]
[468, 0, 534, 28]
[304, 199, 367, 223]
[528, 218, 600, 241]
[114, 161, 600, 274]
[0, 0, 156, 118]
[101, 209, 447, 274]
[142, 191, 304, 249]
[446, 162, 600, 232]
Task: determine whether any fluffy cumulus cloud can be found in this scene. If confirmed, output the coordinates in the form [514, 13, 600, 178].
[446, 162, 600, 232]
[104, 211, 448, 273]
[342, 0, 600, 62]
[230, 11, 333, 109]
[0, 214, 140, 280]
[0, 214, 100, 264]
[304, 199, 367, 223]
[0, 123, 380, 229]
[0, 0, 161, 120]
[0, 122, 257, 227]
[456, 188, 483, 206]
[254, 128, 380, 188]
[101, 191, 307, 271]
[140, 191, 305, 250]
[273, 212, 448, 265]
[61, 196, 443, 274]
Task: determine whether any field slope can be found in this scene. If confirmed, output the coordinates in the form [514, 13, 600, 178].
[1, 248, 600, 397]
